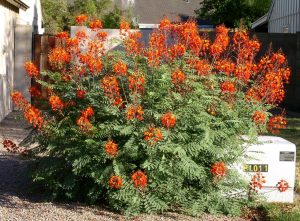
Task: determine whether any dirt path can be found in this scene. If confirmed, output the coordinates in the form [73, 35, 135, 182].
[0, 112, 249, 221]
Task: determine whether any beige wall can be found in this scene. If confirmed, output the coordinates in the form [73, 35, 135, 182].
[0, 1, 17, 121]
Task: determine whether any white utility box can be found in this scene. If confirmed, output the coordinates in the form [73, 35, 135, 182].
[237, 136, 296, 203]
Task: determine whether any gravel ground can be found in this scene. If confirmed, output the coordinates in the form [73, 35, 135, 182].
[0, 112, 250, 221]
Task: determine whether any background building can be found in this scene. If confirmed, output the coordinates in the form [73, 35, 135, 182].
[0, 0, 44, 121]
[252, 0, 300, 33]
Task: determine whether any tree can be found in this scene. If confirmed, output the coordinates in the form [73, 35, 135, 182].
[41, 0, 69, 34]
[195, 0, 272, 28]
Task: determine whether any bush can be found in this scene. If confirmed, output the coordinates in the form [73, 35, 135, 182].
[12, 16, 290, 216]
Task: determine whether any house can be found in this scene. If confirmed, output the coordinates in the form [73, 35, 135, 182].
[0, 0, 44, 122]
[114, 0, 206, 29]
[252, 0, 300, 33]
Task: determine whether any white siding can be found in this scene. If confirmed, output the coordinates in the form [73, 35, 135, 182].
[269, 0, 300, 33]
[0, 2, 17, 121]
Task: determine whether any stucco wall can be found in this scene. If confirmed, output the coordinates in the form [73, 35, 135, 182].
[0, 1, 17, 121]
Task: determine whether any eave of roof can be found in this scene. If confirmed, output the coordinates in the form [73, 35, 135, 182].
[5, 0, 29, 10]
[251, 0, 275, 29]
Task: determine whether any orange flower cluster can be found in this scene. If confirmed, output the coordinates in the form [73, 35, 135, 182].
[11, 91, 28, 109]
[276, 179, 289, 192]
[109, 175, 123, 189]
[76, 31, 88, 40]
[89, 19, 102, 30]
[252, 111, 267, 124]
[131, 171, 147, 188]
[113, 61, 127, 76]
[188, 58, 211, 76]
[144, 127, 163, 144]
[76, 14, 87, 25]
[124, 31, 142, 56]
[161, 112, 176, 128]
[29, 86, 42, 98]
[170, 43, 186, 58]
[80, 53, 103, 74]
[234, 63, 256, 82]
[66, 37, 80, 54]
[77, 116, 92, 132]
[215, 59, 235, 76]
[210, 25, 229, 57]
[48, 47, 71, 70]
[11, 91, 45, 129]
[105, 140, 118, 157]
[24, 106, 44, 128]
[128, 74, 145, 94]
[249, 172, 266, 193]
[101, 76, 123, 106]
[268, 114, 287, 134]
[82, 107, 94, 118]
[126, 105, 144, 121]
[233, 31, 260, 62]
[49, 95, 64, 111]
[159, 16, 171, 30]
[76, 89, 86, 99]
[24, 61, 39, 78]
[145, 31, 166, 67]
[171, 70, 186, 84]
[120, 20, 130, 36]
[210, 162, 226, 177]
[76, 107, 94, 132]
[56, 31, 69, 39]
[220, 82, 235, 93]
[96, 31, 108, 41]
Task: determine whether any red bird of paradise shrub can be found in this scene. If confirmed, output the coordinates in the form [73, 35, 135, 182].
[11, 15, 291, 216]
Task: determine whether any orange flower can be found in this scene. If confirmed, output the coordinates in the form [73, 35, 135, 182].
[188, 58, 211, 76]
[161, 112, 176, 128]
[77, 116, 92, 132]
[29, 86, 42, 98]
[109, 176, 123, 189]
[96, 31, 108, 41]
[11, 91, 28, 109]
[144, 127, 163, 144]
[276, 179, 289, 192]
[56, 31, 69, 39]
[210, 25, 229, 57]
[24, 62, 39, 78]
[252, 111, 267, 124]
[268, 114, 287, 134]
[124, 32, 142, 56]
[101, 76, 123, 106]
[128, 74, 145, 94]
[49, 95, 64, 111]
[171, 70, 186, 84]
[131, 171, 147, 188]
[75, 14, 88, 25]
[48, 47, 70, 70]
[210, 162, 226, 177]
[215, 59, 235, 76]
[76, 90, 86, 99]
[159, 16, 171, 30]
[82, 107, 94, 118]
[170, 43, 186, 58]
[113, 61, 127, 76]
[105, 140, 118, 157]
[66, 38, 80, 54]
[24, 106, 44, 128]
[76, 31, 88, 40]
[120, 20, 130, 36]
[89, 19, 102, 30]
[220, 82, 235, 93]
[126, 105, 144, 121]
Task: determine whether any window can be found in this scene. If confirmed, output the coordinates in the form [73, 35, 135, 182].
[283, 25, 289, 33]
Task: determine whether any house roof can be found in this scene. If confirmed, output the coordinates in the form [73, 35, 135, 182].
[134, 0, 202, 24]
[251, 0, 275, 29]
[5, 0, 29, 10]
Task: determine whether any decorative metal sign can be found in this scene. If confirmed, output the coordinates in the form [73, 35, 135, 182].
[279, 151, 295, 161]
[243, 164, 268, 172]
